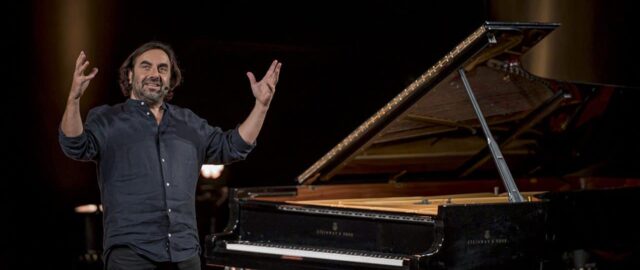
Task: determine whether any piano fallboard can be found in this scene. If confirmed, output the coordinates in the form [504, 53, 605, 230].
[234, 200, 437, 255]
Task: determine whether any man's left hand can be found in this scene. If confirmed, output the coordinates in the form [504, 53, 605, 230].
[246, 60, 282, 108]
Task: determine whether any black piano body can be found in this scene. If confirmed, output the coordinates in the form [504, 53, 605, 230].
[205, 22, 640, 269]
[207, 186, 551, 270]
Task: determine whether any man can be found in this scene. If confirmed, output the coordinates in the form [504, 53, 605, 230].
[59, 41, 281, 269]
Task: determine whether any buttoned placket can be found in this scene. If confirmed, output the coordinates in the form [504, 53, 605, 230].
[143, 101, 174, 255]
[160, 113, 174, 257]
[159, 134, 172, 251]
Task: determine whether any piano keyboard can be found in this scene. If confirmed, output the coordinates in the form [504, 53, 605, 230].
[225, 242, 405, 267]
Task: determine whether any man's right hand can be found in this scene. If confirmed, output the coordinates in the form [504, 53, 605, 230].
[69, 51, 99, 101]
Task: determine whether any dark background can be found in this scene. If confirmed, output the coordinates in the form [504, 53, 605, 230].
[4, 0, 637, 269]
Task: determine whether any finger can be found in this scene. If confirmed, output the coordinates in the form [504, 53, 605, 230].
[263, 60, 278, 79]
[78, 60, 90, 75]
[85, 67, 99, 80]
[273, 63, 282, 84]
[246, 72, 257, 85]
[75, 51, 85, 70]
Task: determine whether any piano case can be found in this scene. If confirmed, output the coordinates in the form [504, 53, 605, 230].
[205, 22, 640, 270]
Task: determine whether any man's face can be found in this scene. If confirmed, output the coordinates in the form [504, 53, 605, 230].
[129, 49, 171, 105]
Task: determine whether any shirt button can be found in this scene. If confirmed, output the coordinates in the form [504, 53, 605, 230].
[161, 158, 165, 163]
[166, 182, 170, 187]
[146, 112, 150, 116]
[168, 208, 172, 213]
[140, 102, 145, 105]
[168, 233, 172, 238]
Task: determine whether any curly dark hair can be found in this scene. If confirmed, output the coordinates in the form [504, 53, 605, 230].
[119, 41, 182, 101]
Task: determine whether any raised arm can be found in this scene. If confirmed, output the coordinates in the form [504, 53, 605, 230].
[238, 60, 282, 144]
[60, 51, 99, 137]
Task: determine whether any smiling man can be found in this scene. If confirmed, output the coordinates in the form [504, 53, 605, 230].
[59, 41, 281, 270]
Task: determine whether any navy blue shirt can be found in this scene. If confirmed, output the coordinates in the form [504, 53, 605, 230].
[59, 98, 254, 262]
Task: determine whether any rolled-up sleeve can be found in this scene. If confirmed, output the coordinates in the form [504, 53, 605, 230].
[58, 108, 105, 161]
[203, 124, 255, 164]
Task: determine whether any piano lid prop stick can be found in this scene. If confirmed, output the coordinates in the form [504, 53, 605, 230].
[458, 68, 525, 203]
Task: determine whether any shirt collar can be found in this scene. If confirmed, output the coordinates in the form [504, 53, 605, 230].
[126, 98, 169, 111]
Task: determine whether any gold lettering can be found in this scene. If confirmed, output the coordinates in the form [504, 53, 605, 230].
[315, 229, 355, 238]
[466, 238, 509, 246]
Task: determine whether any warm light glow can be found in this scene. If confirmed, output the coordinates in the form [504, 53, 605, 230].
[201, 164, 225, 179]
[58, 0, 94, 106]
[74, 204, 98, 213]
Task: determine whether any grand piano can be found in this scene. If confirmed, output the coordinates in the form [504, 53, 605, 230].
[205, 22, 640, 269]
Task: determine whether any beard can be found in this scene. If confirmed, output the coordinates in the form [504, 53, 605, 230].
[132, 77, 169, 105]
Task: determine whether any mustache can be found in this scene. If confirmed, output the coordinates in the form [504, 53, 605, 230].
[142, 77, 162, 86]
[142, 77, 169, 91]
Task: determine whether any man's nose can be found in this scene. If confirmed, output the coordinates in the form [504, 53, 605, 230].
[148, 75, 160, 81]
[149, 68, 160, 78]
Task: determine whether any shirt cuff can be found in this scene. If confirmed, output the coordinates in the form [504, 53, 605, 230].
[231, 128, 256, 152]
[58, 127, 86, 144]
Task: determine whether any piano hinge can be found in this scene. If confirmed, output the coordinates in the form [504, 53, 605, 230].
[487, 33, 497, 44]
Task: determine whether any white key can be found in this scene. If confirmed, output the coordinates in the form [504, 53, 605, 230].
[225, 243, 404, 267]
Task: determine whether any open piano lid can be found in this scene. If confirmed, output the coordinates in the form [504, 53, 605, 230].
[207, 21, 640, 270]
[298, 21, 630, 185]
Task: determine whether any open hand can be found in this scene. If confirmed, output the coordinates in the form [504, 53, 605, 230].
[69, 51, 99, 101]
[246, 60, 282, 108]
